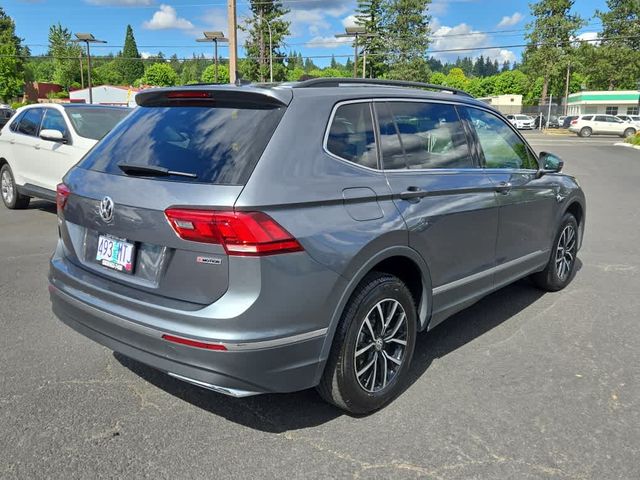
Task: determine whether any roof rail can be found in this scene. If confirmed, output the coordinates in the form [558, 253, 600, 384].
[292, 77, 474, 98]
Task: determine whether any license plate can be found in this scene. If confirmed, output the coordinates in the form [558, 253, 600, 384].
[96, 235, 135, 274]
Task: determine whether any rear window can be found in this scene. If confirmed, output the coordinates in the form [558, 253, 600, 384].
[65, 107, 130, 140]
[78, 105, 285, 185]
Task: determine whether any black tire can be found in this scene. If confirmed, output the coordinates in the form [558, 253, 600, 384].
[623, 128, 636, 138]
[531, 213, 579, 292]
[0, 164, 30, 210]
[579, 127, 592, 138]
[317, 272, 417, 414]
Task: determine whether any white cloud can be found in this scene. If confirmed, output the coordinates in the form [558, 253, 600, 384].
[285, 1, 353, 39]
[497, 12, 524, 28]
[306, 35, 352, 49]
[143, 4, 194, 30]
[140, 51, 153, 59]
[576, 31, 599, 45]
[86, 0, 152, 4]
[430, 21, 516, 64]
[342, 14, 358, 29]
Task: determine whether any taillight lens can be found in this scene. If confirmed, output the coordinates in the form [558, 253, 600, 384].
[56, 183, 70, 212]
[570, 120, 578, 125]
[161, 334, 227, 351]
[166, 91, 211, 99]
[164, 209, 304, 256]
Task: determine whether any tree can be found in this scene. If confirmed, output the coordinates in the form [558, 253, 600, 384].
[48, 23, 83, 89]
[355, 0, 387, 78]
[93, 60, 124, 86]
[428, 71, 446, 85]
[140, 63, 177, 86]
[201, 63, 230, 84]
[444, 67, 469, 90]
[116, 25, 144, 85]
[523, 0, 584, 103]
[0, 8, 25, 101]
[241, 0, 290, 82]
[493, 69, 528, 95]
[382, 0, 431, 80]
[585, 0, 640, 90]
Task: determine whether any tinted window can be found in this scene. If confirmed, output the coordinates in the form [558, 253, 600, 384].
[41, 109, 68, 136]
[594, 116, 607, 122]
[377, 101, 473, 170]
[65, 107, 130, 140]
[79, 105, 285, 185]
[326, 103, 377, 168]
[582, 115, 593, 121]
[467, 107, 538, 170]
[16, 108, 44, 136]
[606, 116, 623, 123]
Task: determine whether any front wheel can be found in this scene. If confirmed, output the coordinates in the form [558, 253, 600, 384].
[531, 213, 579, 292]
[623, 128, 636, 138]
[1, 164, 30, 210]
[317, 272, 417, 414]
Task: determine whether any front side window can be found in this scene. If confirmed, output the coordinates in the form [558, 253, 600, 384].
[466, 107, 538, 170]
[605, 106, 618, 116]
[376, 101, 473, 170]
[16, 108, 44, 137]
[41, 109, 69, 136]
[9, 111, 25, 132]
[326, 102, 377, 168]
[605, 115, 623, 123]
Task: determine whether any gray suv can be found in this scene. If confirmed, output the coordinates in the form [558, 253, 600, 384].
[49, 79, 586, 414]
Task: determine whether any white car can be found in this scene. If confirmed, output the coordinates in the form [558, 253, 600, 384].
[617, 114, 640, 128]
[506, 114, 535, 130]
[568, 114, 637, 138]
[0, 103, 129, 209]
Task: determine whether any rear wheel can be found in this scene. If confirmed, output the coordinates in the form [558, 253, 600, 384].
[623, 128, 636, 138]
[531, 213, 578, 292]
[317, 272, 417, 414]
[579, 127, 592, 138]
[1, 164, 30, 210]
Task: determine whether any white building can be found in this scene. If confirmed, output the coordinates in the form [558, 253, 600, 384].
[567, 90, 640, 116]
[477, 94, 523, 115]
[69, 85, 138, 108]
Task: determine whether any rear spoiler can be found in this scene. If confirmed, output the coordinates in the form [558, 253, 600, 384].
[136, 85, 292, 108]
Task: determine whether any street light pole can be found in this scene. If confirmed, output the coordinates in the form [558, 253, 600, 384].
[73, 33, 107, 105]
[335, 27, 375, 79]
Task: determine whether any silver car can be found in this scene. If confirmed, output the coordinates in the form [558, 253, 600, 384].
[48, 79, 586, 413]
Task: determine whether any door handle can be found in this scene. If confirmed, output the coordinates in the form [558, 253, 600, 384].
[495, 182, 512, 194]
[399, 186, 428, 201]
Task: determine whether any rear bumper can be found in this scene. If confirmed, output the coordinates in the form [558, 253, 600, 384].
[50, 283, 326, 395]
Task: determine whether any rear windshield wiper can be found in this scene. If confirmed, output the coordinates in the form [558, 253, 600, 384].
[117, 163, 197, 179]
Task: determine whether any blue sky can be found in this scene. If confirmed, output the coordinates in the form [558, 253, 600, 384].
[5, 0, 607, 67]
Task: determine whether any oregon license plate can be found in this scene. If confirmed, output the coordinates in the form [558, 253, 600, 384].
[96, 235, 135, 274]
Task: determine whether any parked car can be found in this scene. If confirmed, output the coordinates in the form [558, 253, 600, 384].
[568, 114, 637, 138]
[547, 115, 560, 128]
[562, 115, 578, 129]
[0, 103, 130, 209]
[617, 114, 640, 128]
[506, 114, 535, 130]
[558, 116, 566, 125]
[0, 107, 15, 128]
[48, 79, 586, 414]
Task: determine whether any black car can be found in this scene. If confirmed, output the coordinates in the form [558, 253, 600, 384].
[563, 116, 578, 129]
[0, 108, 15, 128]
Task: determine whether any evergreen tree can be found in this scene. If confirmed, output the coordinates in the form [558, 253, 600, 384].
[523, 0, 584, 103]
[241, 0, 290, 82]
[501, 60, 511, 72]
[48, 23, 83, 89]
[330, 54, 338, 69]
[304, 57, 317, 72]
[0, 8, 25, 101]
[473, 55, 485, 77]
[117, 25, 144, 85]
[355, 0, 387, 78]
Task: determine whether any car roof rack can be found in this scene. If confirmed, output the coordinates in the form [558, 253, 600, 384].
[292, 77, 474, 98]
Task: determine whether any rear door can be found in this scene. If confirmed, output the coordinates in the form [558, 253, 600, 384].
[463, 106, 557, 286]
[376, 100, 499, 319]
[59, 91, 288, 306]
[593, 115, 609, 134]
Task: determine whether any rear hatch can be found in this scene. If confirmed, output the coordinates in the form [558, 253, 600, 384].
[58, 87, 290, 307]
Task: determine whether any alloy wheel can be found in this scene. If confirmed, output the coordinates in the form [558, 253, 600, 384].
[354, 298, 408, 393]
[1, 170, 14, 205]
[555, 224, 576, 281]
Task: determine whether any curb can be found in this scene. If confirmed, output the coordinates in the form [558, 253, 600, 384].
[614, 142, 640, 150]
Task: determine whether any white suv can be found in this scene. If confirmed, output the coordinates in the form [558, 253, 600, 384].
[0, 103, 129, 209]
[617, 115, 640, 128]
[506, 114, 535, 130]
[569, 114, 637, 138]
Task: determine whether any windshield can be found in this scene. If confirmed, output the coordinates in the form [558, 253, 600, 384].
[78, 104, 285, 185]
[66, 108, 130, 140]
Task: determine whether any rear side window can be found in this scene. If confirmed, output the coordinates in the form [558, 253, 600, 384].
[582, 115, 593, 121]
[466, 107, 538, 170]
[326, 103, 377, 168]
[376, 101, 473, 170]
[65, 108, 130, 140]
[78, 105, 285, 185]
[16, 108, 44, 137]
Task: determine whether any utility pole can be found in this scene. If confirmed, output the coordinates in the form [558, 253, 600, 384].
[79, 53, 84, 89]
[196, 32, 228, 84]
[563, 63, 571, 116]
[73, 33, 106, 104]
[335, 27, 375, 79]
[227, 0, 238, 84]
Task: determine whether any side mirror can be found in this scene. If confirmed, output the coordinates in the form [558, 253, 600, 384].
[39, 129, 67, 143]
[538, 151, 563, 177]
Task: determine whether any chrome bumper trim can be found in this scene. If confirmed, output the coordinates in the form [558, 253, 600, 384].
[167, 372, 260, 397]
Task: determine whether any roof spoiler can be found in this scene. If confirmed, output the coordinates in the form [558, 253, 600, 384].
[136, 85, 292, 108]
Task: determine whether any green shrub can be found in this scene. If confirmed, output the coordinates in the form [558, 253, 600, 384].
[625, 133, 640, 146]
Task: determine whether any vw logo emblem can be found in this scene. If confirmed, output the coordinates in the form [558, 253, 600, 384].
[99, 196, 114, 223]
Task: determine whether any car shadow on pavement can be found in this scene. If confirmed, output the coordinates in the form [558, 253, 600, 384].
[115, 271, 580, 433]
[29, 200, 56, 214]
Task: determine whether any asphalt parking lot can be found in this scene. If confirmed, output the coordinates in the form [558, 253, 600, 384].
[1, 132, 639, 479]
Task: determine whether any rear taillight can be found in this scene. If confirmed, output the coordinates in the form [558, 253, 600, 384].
[164, 209, 304, 256]
[56, 183, 70, 212]
[166, 91, 211, 99]
[571, 120, 578, 125]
